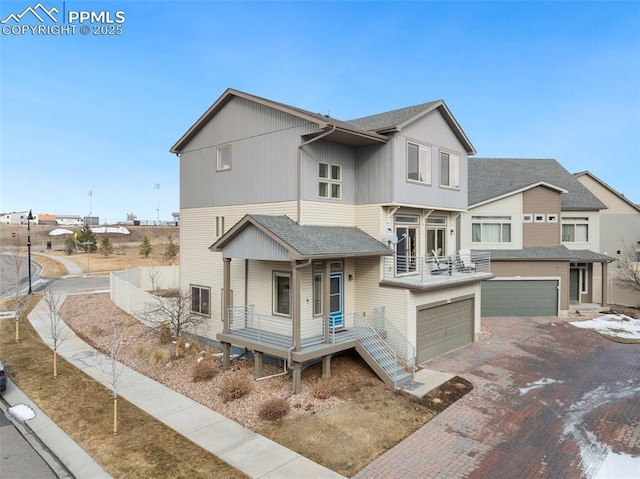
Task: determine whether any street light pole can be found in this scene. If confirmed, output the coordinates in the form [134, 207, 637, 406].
[154, 183, 160, 226]
[27, 209, 34, 294]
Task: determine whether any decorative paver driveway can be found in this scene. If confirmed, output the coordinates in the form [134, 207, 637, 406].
[354, 316, 640, 479]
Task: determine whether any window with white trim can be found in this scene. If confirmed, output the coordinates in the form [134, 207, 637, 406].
[319, 162, 341, 199]
[216, 145, 231, 171]
[439, 151, 459, 188]
[523, 214, 533, 223]
[547, 214, 557, 223]
[273, 272, 291, 316]
[562, 217, 589, 242]
[407, 142, 432, 184]
[471, 215, 512, 243]
[191, 285, 210, 316]
[313, 268, 323, 317]
[534, 214, 546, 223]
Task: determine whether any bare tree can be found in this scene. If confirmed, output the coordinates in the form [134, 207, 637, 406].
[616, 245, 640, 292]
[4, 235, 33, 342]
[39, 284, 71, 378]
[147, 266, 161, 292]
[143, 289, 206, 358]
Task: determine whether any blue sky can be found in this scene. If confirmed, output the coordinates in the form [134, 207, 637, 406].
[1, 0, 639, 223]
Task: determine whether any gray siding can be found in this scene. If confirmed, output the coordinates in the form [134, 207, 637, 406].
[300, 140, 356, 203]
[180, 96, 319, 208]
[222, 225, 290, 261]
[523, 187, 561, 247]
[354, 142, 395, 204]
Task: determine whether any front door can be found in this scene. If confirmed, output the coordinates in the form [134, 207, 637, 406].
[329, 272, 344, 328]
[570, 268, 580, 302]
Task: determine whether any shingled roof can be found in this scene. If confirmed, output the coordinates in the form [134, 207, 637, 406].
[487, 246, 612, 263]
[468, 158, 607, 210]
[346, 101, 441, 131]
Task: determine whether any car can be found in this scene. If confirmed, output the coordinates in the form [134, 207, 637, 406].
[0, 361, 6, 392]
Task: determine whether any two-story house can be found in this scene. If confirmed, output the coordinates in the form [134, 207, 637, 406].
[460, 158, 612, 317]
[574, 171, 640, 307]
[170, 88, 492, 393]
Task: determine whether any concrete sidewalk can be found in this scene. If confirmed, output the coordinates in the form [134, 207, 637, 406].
[26, 295, 345, 479]
[34, 253, 84, 277]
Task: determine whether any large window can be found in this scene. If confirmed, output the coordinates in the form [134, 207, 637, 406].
[216, 145, 231, 171]
[407, 142, 431, 184]
[426, 217, 447, 257]
[191, 285, 210, 316]
[273, 272, 291, 316]
[440, 151, 460, 188]
[319, 162, 342, 199]
[471, 215, 512, 243]
[395, 215, 419, 273]
[562, 217, 589, 242]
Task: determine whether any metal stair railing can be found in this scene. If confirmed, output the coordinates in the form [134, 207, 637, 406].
[372, 306, 415, 377]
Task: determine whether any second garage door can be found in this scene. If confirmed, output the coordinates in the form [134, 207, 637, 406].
[416, 298, 474, 363]
[481, 279, 559, 317]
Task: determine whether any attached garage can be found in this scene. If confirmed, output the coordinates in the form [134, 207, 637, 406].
[481, 279, 559, 317]
[416, 297, 474, 363]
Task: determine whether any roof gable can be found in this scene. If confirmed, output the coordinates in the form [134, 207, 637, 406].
[574, 171, 640, 213]
[469, 159, 607, 210]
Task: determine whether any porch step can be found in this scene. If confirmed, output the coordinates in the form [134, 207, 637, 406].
[355, 334, 413, 388]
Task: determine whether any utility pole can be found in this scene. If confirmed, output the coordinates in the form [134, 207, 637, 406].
[154, 183, 160, 226]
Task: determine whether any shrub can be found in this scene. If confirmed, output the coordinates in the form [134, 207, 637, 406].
[149, 348, 171, 366]
[258, 398, 290, 421]
[312, 377, 334, 399]
[219, 371, 252, 403]
[192, 360, 219, 382]
[159, 323, 172, 344]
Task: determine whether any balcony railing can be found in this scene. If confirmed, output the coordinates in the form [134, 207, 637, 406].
[382, 250, 491, 283]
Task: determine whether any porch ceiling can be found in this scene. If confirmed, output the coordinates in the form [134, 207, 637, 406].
[211, 214, 392, 261]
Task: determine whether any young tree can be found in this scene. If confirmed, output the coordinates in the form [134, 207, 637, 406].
[76, 225, 97, 252]
[139, 235, 152, 258]
[616, 246, 640, 293]
[99, 316, 130, 435]
[63, 236, 76, 255]
[143, 289, 206, 358]
[164, 237, 179, 265]
[39, 284, 71, 378]
[99, 235, 114, 257]
[147, 266, 161, 292]
[6, 234, 33, 342]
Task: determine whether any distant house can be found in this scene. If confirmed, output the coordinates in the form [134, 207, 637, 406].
[0, 211, 29, 225]
[57, 215, 83, 226]
[36, 213, 57, 226]
[460, 159, 612, 317]
[574, 171, 640, 307]
[171, 88, 492, 392]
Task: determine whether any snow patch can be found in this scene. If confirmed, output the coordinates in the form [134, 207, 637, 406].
[8, 403, 36, 422]
[519, 378, 563, 395]
[570, 314, 640, 340]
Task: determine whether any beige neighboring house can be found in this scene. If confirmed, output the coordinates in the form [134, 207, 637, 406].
[574, 171, 640, 307]
[36, 213, 57, 226]
[171, 88, 493, 393]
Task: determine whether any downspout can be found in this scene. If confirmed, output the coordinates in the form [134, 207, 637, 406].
[297, 125, 337, 224]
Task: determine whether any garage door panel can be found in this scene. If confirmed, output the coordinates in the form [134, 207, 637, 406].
[417, 299, 473, 363]
[482, 280, 558, 317]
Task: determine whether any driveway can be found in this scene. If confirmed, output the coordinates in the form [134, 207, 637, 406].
[354, 316, 640, 478]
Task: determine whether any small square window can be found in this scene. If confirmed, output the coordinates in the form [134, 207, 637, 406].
[319, 182, 329, 198]
[331, 165, 341, 181]
[331, 183, 341, 199]
[217, 145, 231, 171]
[523, 214, 533, 223]
[547, 214, 558, 223]
[534, 214, 545, 223]
[319, 163, 329, 179]
[318, 162, 341, 200]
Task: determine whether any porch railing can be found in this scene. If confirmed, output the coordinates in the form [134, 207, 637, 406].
[383, 250, 491, 281]
[372, 306, 415, 376]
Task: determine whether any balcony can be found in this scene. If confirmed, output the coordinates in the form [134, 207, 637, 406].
[381, 250, 493, 290]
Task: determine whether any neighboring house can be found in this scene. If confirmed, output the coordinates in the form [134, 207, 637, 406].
[171, 88, 492, 392]
[57, 215, 83, 226]
[0, 211, 29, 225]
[460, 158, 612, 317]
[36, 213, 57, 226]
[574, 171, 640, 307]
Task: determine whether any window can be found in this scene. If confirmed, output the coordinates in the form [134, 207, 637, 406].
[426, 217, 447, 257]
[562, 217, 588, 242]
[273, 272, 291, 316]
[523, 214, 533, 223]
[313, 272, 323, 316]
[407, 142, 432, 184]
[395, 216, 419, 273]
[191, 285, 210, 316]
[547, 214, 557, 223]
[440, 151, 459, 188]
[216, 145, 231, 171]
[319, 162, 341, 199]
[215, 216, 225, 237]
[534, 214, 545, 223]
[471, 215, 512, 243]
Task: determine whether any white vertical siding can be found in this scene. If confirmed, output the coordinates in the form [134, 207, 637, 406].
[462, 193, 523, 250]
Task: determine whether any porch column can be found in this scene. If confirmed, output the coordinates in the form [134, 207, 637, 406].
[253, 351, 263, 379]
[291, 361, 302, 394]
[292, 260, 302, 351]
[322, 354, 332, 378]
[222, 343, 231, 371]
[222, 257, 232, 370]
[323, 261, 330, 343]
[601, 262, 608, 307]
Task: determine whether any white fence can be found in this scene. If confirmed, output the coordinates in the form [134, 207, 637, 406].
[110, 266, 179, 323]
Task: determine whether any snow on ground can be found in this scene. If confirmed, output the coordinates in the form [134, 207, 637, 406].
[594, 451, 640, 479]
[8, 404, 35, 422]
[570, 314, 640, 340]
[519, 378, 564, 395]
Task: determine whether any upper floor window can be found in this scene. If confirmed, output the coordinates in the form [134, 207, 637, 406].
[562, 217, 588, 242]
[472, 215, 512, 243]
[319, 162, 341, 199]
[217, 145, 231, 171]
[440, 151, 460, 188]
[407, 142, 431, 184]
[191, 285, 211, 316]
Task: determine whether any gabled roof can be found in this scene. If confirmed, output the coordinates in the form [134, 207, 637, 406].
[574, 171, 640, 213]
[346, 100, 476, 154]
[212, 214, 392, 260]
[170, 88, 389, 153]
[468, 158, 607, 210]
[487, 246, 612, 263]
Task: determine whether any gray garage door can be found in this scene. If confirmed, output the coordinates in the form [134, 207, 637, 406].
[416, 298, 474, 363]
[481, 279, 558, 317]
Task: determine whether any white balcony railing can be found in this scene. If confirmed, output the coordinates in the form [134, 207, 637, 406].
[383, 250, 491, 283]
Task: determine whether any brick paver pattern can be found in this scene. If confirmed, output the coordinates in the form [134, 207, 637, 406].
[354, 316, 640, 479]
